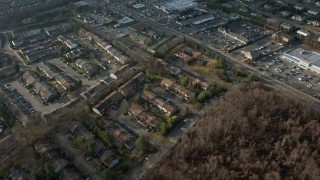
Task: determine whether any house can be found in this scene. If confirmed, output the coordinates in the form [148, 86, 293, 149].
[92, 139, 109, 157]
[109, 124, 136, 150]
[10, 168, 30, 180]
[44, 23, 72, 36]
[69, 121, 95, 140]
[58, 168, 82, 180]
[39, 62, 59, 79]
[11, 39, 25, 47]
[79, 29, 97, 41]
[66, 48, 87, 60]
[294, 5, 304, 11]
[114, 17, 134, 28]
[39, 85, 58, 102]
[161, 78, 195, 100]
[83, 64, 98, 76]
[75, 59, 88, 68]
[178, 53, 193, 63]
[46, 155, 68, 173]
[81, 81, 112, 105]
[55, 75, 75, 91]
[96, 39, 110, 50]
[110, 65, 138, 83]
[118, 72, 145, 97]
[280, 23, 293, 31]
[75, 59, 98, 76]
[297, 29, 310, 37]
[33, 82, 58, 101]
[307, 20, 320, 27]
[133, 3, 145, 9]
[99, 150, 119, 168]
[241, 50, 261, 60]
[34, 142, 68, 174]
[308, 9, 319, 15]
[23, 71, 39, 85]
[99, 120, 136, 150]
[129, 103, 161, 128]
[183, 72, 210, 90]
[57, 35, 78, 49]
[113, 52, 130, 65]
[279, 11, 290, 17]
[157, 59, 182, 76]
[33, 82, 44, 93]
[291, 15, 304, 22]
[33, 142, 55, 155]
[142, 90, 178, 116]
[105, 45, 130, 64]
[130, 32, 152, 45]
[110, 64, 130, 80]
[92, 91, 123, 116]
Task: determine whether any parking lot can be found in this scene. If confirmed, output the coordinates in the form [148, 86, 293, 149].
[8, 81, 68, 113]
[3, 84, 36, 115]
[255, 54, 320, 97]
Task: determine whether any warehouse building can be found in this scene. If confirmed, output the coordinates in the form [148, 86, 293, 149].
[282, 47, 320, 74]
[160, 0, 197, 13]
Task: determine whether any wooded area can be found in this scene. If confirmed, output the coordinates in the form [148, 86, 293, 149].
[143, 83, 320, 180]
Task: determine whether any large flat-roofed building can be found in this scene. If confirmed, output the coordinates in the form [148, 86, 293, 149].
[160, 0, 197, 13]
[282, 47, 320, 74]
[218, 21, 268, 44]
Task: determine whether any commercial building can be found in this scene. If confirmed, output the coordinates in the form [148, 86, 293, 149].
[272, 32, 294, 44]
[133, 3, 145, 9]
[282, 47, 320, 74]
[241, 50, 261, 60]
[218, 21, 267, 44]
[160, 0, 197, 13]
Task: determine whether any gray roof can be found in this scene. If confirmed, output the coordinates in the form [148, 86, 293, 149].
[34, 82, 44, 93]
[286, 47, 320, 66]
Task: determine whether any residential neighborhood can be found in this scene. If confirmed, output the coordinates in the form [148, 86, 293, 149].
[0, 0, 320, 179]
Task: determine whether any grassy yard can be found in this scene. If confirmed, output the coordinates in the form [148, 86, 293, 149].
[151, 133, 167, 144]
[187, 60, 233, 89]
